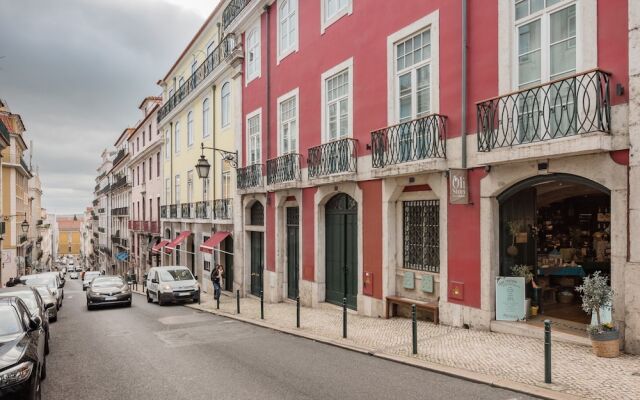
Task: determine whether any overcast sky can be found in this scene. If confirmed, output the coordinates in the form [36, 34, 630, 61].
[0, 0, 217, 215]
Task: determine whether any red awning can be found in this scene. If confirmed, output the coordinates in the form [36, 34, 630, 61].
[199, 231, 231, 254]
[165, 231, 191, 254]
[151, 240, 170, 253]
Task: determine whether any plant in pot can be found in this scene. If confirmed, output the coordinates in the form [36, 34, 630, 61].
[511, 265, 534, 318]
[576, 271, 619, 357]
[506, 221, 521, 256]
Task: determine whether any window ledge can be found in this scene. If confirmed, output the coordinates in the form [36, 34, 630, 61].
[321, 7, 352, 34]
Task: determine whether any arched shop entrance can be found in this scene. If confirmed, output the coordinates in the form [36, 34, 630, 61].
[498, 174, 611, 326]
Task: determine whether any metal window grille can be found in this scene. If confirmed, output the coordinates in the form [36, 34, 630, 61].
[403, 200, 439, 272]
[250, 202, 264, 226]
[286, 207, 299, 226]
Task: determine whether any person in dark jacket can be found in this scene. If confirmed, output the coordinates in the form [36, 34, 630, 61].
[211, 265, 223, 301]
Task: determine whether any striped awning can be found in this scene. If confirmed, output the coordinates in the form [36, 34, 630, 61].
[165, 231, 191, 254]
[199, 231, 231, 254]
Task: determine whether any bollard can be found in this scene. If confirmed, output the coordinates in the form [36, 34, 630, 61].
[260, 290, 264, 320]
[198, 290, 201, 305]
[296, 296, 300, 328]
[544, 320, 552, 384]
[412, 304, 417, 355]
[236, 289, 240, 314]
[342, 298, 347, 338]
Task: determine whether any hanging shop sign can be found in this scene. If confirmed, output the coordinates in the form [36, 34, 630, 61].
[495, 276, 526, 321]
[449, 169, 469, 204]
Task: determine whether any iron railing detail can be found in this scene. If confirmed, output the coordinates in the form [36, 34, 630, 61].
[308, 138, 358, 178]
[371, 115, 446, 168]
[158, 33, 240, 122]
[266, 153, 302, 185]
[169, 204, 178, 218]
[222, 0, 251, 29]
[113, 149, 127, 166]
[181, 203, 194, 219]
[213, 199, 233, 220]
[160, 205, 167, 219]
[112, 207, 128, 216]
[111, 174, 129, 191]
[403, 200, 440, 273]
[237, 164, 263, 189]
[195, 201, 211, 219]
[477, 69, 611, 152]
[98, 227, 105, 233]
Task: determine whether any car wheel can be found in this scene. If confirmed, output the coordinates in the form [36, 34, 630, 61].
[146, 291, 152, 303]
[40, 356, 47, 380]
[87, 303, 93, 311]
[127, 300, 132, 307]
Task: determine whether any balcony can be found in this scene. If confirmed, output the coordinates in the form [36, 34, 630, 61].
[158, 33, 241, 122]
[92, 215, 98, 221]
[222, 0, 251, 30]
[111, 174, 130, 191]
[476, 69, 612, 164]
[195, 201, 211, 219]
[111, 235, 121, 245]
[371, 114, 447, 169]
[213, 199, 233, 220]
[160, 205, 168, 219]
[266, 153, 302, 185]
[97, 208, 105, 214]
[98, 227, 105, 234]
[128, 220, 142, 231]
[113, 149, 127, 166]
[308, 138, 358, 179]
[93, 232, 98, 239]
[237, 164, 263, 190]
[181, 203, 194, 219]
[169, 204, 178, 219]
[142, 221, 160, 234]
[112, 207, 129, 216]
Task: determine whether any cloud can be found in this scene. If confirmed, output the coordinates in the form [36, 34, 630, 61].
[0, 0, 206, 214]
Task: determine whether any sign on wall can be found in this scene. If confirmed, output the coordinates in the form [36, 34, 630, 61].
[449, 169, 469, 204]
[496, 276, 526, 321]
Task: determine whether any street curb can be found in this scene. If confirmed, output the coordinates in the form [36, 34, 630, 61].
[180, 301, 581, 400]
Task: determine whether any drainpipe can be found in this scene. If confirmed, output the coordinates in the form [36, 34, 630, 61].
[461, 0, 468, 169]
[265, 4, 272, 162]
[212, 85, 217, 210]
[170, 122, 174, 205]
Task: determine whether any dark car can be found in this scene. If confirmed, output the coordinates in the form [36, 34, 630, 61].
[0, 287, 52, 355]
[0, 297, 47, 399]
[86, 276, 132, 310]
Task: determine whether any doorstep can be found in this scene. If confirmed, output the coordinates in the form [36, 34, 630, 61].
[490, 320, 591, 347]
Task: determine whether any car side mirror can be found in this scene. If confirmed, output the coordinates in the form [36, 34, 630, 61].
[151, 278, 158, 284]
[45, 302, 55, 310]
[29, 316, 42, 331]
[194, 275, 198, 280]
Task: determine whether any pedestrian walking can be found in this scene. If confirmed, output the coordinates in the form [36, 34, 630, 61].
[211, 264, 223, 301]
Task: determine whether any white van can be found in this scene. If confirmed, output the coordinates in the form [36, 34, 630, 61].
[146, 266, 199, 305]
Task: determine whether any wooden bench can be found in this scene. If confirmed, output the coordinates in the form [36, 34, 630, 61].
[385, 295, 439, 324]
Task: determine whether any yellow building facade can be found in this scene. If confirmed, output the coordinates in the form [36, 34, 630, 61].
[57, 216, 82, 257]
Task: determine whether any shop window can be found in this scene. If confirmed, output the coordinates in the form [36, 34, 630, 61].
[403, 200, 439, 272]
[250, 202, 264, 226]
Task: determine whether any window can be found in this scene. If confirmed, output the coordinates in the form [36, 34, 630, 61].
[142, 131, 145, 147]
[203, 178, 210, 201]
[142, 163, 146, 184]
[165, 130, 170, 159]
[322, 0, 351, 30]
[202, 98, 210, 137]
[187, 170, 194, 204]
[156, 152, 160, 177]
[149, 157, 152, 180]
[178, 77, 184, 88]
[247, 111, 261, 165]
[174, 175, 181, 204]
[136, 166, 140, 186]
[191, 59, 198, 75]
[187, 111, 194, 146]
[222, 168, 231, 199]
[149, 198, 153, 221]
[207, 40, 215, 56]
[396, 29, 431, 122]
[403, 200, 439, 272]
[278, 91, 298, 154]
[246, 24, 261, 82]
[137, 137, 140, 153]
[278, 0, 298, 60]
[174, 122, 180, 153]
[323, 65, 351, 141]
[149, 125, 152, 141]
[221, 83, 231, 127]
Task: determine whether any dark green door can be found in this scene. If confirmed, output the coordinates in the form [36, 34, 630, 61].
[250, 231, 263, 296]
[223, 235, 234, 292]
[286, 207, 299, 300]
[325, 194, 358, 310]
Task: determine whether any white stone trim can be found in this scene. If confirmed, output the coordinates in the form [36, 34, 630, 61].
[276, 87, 300, 155]
[276, 0, 299, 64]
[320, 0, 353, 34]
[320, 57, 354, 143]
[245, 107, 263, 165]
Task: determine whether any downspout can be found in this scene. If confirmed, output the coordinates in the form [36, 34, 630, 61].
[170, 122, 174, 206]
[265, 4, 272, 162]
[461, 0, 468, 169]
[212, 85, 217, 209]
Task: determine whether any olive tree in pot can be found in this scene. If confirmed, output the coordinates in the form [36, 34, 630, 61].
[576, 271, 619, 357]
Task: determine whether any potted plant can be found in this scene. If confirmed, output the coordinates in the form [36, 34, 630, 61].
[506, 221, 520, 256]
[511, 265, 534, 318]
[576, 271, 619, 357]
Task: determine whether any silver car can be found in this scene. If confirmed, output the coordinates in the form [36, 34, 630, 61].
[83, 271, 101, 291]
[20, 273, 63, 309]
[32, 285, 58, 322]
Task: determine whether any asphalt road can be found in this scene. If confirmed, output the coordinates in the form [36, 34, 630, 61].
[42, 279, 536, 400]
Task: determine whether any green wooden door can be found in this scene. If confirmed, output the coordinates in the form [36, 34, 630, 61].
[325, 194, 358, 310]
[223, 235, 234, 292]
[287, 207, 299, 300]
[250, 231, 263, 296]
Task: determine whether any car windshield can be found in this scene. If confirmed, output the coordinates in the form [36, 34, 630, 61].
[159, 269, 194, 282]
[0, 306, 22, 336]
[92, 278, 123, 288]
[85, 272, 100, 280]
[0, 291, 38, 314]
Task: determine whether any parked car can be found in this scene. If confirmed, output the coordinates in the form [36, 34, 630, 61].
[19, 274, 63, 310]
[31, 285, 58, 323]
[0, 286, 51, 355]
[86, 276, 131, 310]
[146, 266, 199, 305]
[0, 297, 46, 399]
[82, 271, 101, 291]
[69, 271, 79, 280]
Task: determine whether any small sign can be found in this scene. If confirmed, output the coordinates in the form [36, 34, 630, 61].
[403, 271, 415, 289]
[421, 275, 434, 293]
[496, 276, 526, 321]
[449, 169, 469, 204]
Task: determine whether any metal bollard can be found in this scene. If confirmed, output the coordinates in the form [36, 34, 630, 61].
[198, 290, 201, 305]
[236, 289, 240, 314]
[342, 298, 347, 338]
[544, 320, 552, 384]
[296, 296, 300, 328]
[260, 290, 264, 320]
[412, 304, 417, 355]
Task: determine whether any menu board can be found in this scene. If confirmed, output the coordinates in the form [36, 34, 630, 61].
[496, 277, 526, 321]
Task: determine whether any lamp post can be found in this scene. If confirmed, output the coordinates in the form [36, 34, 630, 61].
[195, 142, 238, 180]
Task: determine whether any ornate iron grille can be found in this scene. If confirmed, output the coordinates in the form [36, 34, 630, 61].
[169, 204, 178, 218]
[371, 114, 447, 168]
[160, 205, 168, 218]
[477, 69, 611, 152]
[113, 149, 127, 166]
[286, 207, 299, 226]
[250, 202, 264, 226]
[237, 164, 263, 189]
[213, 198, 232, 220]
[195, 201, 211, 219]
[222, 0, 251, 29]
[181, 203, 193, 219]
[111, 207, 128, 216]
[266, 153, 302, 185]
[403, 200, 439, 273]
[307, 138, 358, 178]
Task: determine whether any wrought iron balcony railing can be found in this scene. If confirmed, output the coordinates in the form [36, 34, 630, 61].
[371, 115, 446, 168]
[308, 138, 358, 178]
[128, 220, 141, 231]
[113, 149, 127, 166]
[112, 207, 128, 216]
[142, 221, 160, 234]
[158, 33, 240, 122]
[111, 175, 130, 191]
[181, 203, 194, 219]
[195, 201, 211, 219]
[266, 153, 302, 185]
[237, 164, 263, 190]
[477, 69, 611, 152]
[213, 199, 233, 220]
[160, 205, 168, 219]
[222, 0, 251, 29]
[98, 227, 105, 233]
[169, 204, 178, 219]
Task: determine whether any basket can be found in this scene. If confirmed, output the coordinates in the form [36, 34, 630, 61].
[591, 337, 620, 358]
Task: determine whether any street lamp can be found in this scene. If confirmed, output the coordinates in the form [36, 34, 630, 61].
[195, 142, 238, 180]
[20, 219, 29, 234]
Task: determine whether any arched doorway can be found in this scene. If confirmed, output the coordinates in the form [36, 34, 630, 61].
[325, 193, 358, 310]
[498, 173, 611, 325]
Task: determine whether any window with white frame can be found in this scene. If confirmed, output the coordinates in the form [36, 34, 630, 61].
[396, 29, 431, 123]
[222, 169, 231, 199]
[174, 175, 181, 204]
[174, 122, 180, 153]
[278, 0, 298, 59]
[246, 25, 261, 81]
[247, 112, 261, 165]
[202, 98, 210, 137]
[279, 94, 297, 154]
[191, 60, 198, 75]
[187, 111, 194, 146]
[187, 170, 193, 203]
[325, 68, 350, 140]
[165, 130, 170, 159]
[324, 0, 350, 24]
[221, 83, 231, 127]
[165, 178, 171, 204]
[203, 178, 210, 201]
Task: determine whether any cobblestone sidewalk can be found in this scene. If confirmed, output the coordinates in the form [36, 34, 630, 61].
[175, 291, 640, 400]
